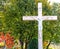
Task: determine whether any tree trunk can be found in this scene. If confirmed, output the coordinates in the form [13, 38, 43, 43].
[21, 42, 23, 49]
[46, 40, 51, 49]
[19, 39, 24, 49]
[25, 42, 28, 49]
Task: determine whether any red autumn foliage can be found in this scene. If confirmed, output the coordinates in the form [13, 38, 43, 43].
[0, 32, 14, 48]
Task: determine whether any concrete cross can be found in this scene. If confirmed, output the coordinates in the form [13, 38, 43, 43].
[23, 3, 57, 49]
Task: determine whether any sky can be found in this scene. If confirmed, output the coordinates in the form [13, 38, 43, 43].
[48, 0, 60, 4]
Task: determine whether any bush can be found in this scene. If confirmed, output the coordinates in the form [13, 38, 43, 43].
[28, 38, 38, 49]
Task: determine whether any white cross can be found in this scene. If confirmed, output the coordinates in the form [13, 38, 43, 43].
[23, 3, 57, 49]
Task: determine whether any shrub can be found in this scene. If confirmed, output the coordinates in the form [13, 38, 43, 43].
[28, 38, 38, 49]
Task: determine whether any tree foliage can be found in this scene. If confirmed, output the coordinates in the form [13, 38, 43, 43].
[0, 0, 60, 49]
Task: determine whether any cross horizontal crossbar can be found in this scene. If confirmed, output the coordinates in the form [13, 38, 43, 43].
[43, 16, 57, 20]
[23, 16, 57, 20]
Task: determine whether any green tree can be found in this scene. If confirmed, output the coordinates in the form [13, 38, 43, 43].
[43, 3, 60, 49]
[3, 0, 38, 49]
[52, 3, 60, 44]
[0, 0, 57, 49]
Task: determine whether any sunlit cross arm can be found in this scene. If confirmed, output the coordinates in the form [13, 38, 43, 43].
[42, 16, 57, 20]
[23, 16, 38, 20]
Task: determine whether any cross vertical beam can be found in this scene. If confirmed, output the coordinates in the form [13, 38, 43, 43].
[38, 3, 43, 49]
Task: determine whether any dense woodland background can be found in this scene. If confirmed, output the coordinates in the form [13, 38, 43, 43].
[0, 0, 60, 49]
